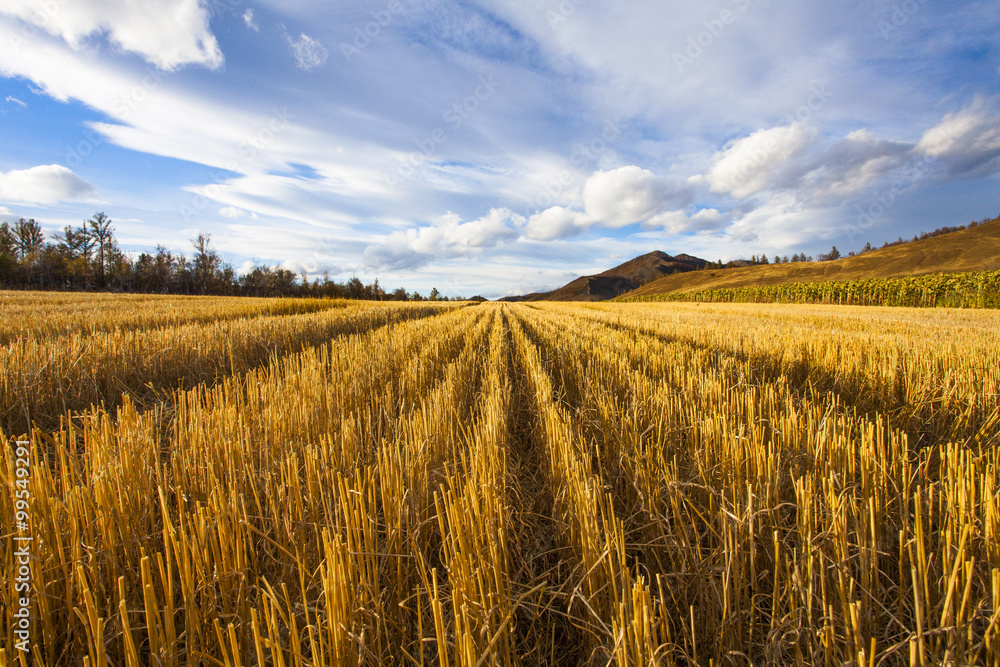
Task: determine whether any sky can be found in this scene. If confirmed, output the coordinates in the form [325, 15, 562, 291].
[0, 0, 998, 298]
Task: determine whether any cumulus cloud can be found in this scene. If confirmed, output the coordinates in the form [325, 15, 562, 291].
[724, 198, 849, 250]
[794, 129, 911, 203]
[0, 0, 223, 70]
[706, 124, 813, 198]
[705, 123, 921, 206]
[363, 208, 523, 270]
[646, 208, 726, 234]
[520, 113, 973, 254]
[524, 206, 591, 240]
[916, 100, 1000, 177]
[287, 32, 328, 71]
[582, 166, 691, 228]
[523, 166, 706, 240]
[700, 102, 1000, 220]
[0, 164, 96, 204]
[218, 206, 245, 218]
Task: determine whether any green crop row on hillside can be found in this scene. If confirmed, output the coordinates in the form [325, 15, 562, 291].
[619, 270, 1000, 308]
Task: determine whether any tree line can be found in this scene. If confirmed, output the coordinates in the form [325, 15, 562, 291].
[0, 214, 452, 300]
[700, 216, 994, 270]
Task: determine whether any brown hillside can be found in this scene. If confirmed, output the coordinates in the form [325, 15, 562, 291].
[623, 216, 1000, 298]
[501, 251, 706, 302]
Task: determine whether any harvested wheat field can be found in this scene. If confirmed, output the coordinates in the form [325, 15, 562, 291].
[2, 296, 1000, 666]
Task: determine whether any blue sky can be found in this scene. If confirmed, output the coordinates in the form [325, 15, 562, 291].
[1, 0, 998, 298]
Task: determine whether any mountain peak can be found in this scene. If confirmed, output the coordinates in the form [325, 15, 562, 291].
[501, 250, 706, 302]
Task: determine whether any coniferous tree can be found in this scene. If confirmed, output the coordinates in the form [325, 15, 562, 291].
[13, 218, 44, 261]
[191, 233, 221, 294]
[86, 213, 116, 288]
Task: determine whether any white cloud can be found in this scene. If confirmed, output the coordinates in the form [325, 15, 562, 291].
[0, 164, 96, 204]
[363, 208, 522, 270]
[646, 208, 726, 234]
[409, 209, 520, 254]
[5, 95, 25, 107]
[0, 25, 403, 226]
[0, 206, 13, 216]
[0, 0, 223, 70]
[793, 129, 911, 203]
[706, 124, 813, 198]
[525, 206, 591, 240]
[0, 31, 302, 176]
[522, 166, 701, 239]
[916, 100, 1000, 177]
[186, 171, 390, 231]
[692, 208, 725, 225]
[724, 198, 847, 250]
[645, 210, 688, 233]
[0, 1, 994, 295]
[218, 206, 245, 218]
[707, 103, 1000, 213]
[583, 166, 678, 228]
[242, 9, 259, 32]
[287, 32, 328, 71]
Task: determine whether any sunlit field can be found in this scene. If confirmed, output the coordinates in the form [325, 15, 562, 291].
[3, 295, 999, 665]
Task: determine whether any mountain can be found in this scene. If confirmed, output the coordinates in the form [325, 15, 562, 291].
[622, 216, 1000, 299]
[501, 251, 707, 302]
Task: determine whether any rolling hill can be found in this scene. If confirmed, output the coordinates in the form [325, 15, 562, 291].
[501, 251, 707, 302]
[622, 216, 1000, 299]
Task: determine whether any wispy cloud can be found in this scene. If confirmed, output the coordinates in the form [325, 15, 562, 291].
[0, 2, 998, 296]
[5, 95, 26, 107]
[218, 206, 245, 219]
[285, 30, 328, 71]
[242, 9, 259, 32]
